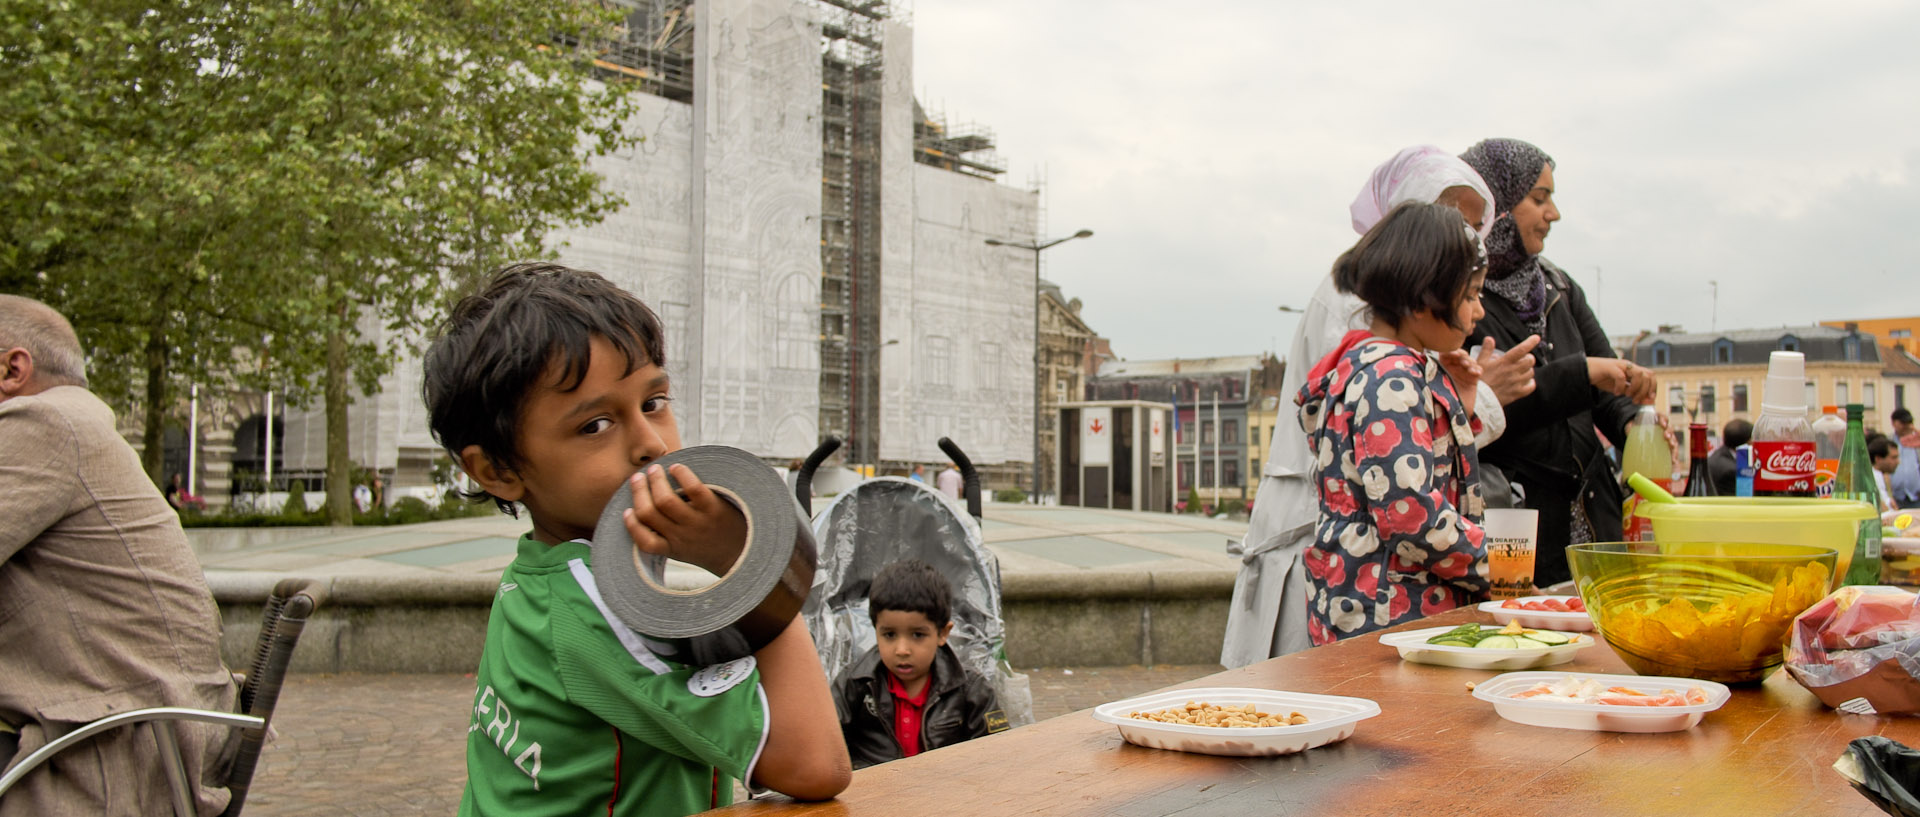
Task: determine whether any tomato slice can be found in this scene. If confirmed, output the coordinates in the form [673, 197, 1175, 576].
[1501, 599, 1522, 609]
[1540, 598, 1569, 612]
[1566, 597, 1587, 613]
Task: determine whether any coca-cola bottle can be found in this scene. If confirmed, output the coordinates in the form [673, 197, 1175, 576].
[1752, 351, 1815, 497]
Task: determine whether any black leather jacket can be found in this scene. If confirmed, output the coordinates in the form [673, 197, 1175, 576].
[1468, 258, 1638, 587]
[833, 643, 1007, 769]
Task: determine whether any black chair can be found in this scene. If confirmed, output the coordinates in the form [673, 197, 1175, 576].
[0, 577, 322, 817]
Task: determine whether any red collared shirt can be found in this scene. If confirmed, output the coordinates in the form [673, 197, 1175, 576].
[886, 671, 933, 757]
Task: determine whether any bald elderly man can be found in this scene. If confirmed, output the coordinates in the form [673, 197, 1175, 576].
[0, 295, 238, 816]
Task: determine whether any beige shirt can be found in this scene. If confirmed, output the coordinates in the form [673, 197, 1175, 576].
[0, 386, 237, 817]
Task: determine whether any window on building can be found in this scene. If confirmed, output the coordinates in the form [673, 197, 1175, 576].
[1894, 329, 1913, 340]
[923, 336, 953, 386]
[1249, 423, 1260, 450]
[1202, 421, 1214, 445]
[1837, 381, 1850, 406]
[1178, 461, 1189, 491]
[1700, 384, 1717, 415]
[1845, 337, 1861, 361]
[1225, 460, 1240, 487]
[1713, 339, 1734, 364]
[1806, 380, 1817, 408]
[1780, 335, 1800, 353]
[1733, 382, 1749, 412]
[1899, 384, 1908, 411]
[1865, 382, 1877, 409]
[1201, 460, 1215, 487]
[1224, 420, 1238, 444]
[1251, 457, 1261, 477]
[1669, 385, 1686, 414]
[1181, 421, 1193, 443]
[976, 342, 1001, 391]
[1652, 342, 1670, 367]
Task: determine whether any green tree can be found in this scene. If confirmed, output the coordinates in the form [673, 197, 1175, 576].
[3, 0, 640, 521]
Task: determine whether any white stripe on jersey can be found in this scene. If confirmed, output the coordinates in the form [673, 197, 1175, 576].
[566, 556, 672, 676]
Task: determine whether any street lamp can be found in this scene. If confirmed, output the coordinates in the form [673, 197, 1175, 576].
[986, 228, 1094, 502]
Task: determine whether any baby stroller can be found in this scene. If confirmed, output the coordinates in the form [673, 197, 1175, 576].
[794, 437, 1034, 727]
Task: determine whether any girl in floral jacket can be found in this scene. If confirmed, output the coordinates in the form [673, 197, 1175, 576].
[1299, 202, 1493, 645]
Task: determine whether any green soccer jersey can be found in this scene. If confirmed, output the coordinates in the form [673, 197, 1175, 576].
[458, 536, 769, 817]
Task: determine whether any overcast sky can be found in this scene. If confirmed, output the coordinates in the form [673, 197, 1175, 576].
[911, 0, 1919, 363]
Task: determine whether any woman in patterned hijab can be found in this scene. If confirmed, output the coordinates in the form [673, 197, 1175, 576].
[1457, 139, 1658, 588]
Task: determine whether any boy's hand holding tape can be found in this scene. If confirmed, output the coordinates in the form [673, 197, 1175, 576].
[623, 462, 749, 577]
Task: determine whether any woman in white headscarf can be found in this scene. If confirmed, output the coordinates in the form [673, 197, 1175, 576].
[1220, 146, 1539, 667]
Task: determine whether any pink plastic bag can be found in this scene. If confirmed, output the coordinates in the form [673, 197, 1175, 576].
[1786, 586, 1920, 714]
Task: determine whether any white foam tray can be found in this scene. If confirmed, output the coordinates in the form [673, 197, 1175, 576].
[1092, 687, 1380, 757]
[1472, 671, 1732, 733]
[1379, 626, 1593, 670]
[1478, 596, 1597, 631]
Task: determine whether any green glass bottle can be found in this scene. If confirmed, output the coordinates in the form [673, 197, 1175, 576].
[1837, 403, 1885, 586]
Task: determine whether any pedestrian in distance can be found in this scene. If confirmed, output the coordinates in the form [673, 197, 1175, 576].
[423, 263, 849, 816]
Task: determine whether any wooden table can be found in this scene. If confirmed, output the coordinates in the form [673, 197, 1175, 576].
[712, 607, 1920, 817]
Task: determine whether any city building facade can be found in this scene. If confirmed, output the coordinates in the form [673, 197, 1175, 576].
[1628, 324, 1916, 434]
[238, 0, 1052, 502]
[1087, 354, 1285, 511]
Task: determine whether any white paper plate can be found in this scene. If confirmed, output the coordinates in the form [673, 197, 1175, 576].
[1092, 687, 1380, 757]
[1379, 626, 1593, 670]
[1478, 596, 1597, 632]
[1473, 671, 1732, 732]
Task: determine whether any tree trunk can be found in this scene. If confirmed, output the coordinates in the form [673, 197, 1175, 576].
[325, 312, 352, 526]
[141, 325, 169, 486]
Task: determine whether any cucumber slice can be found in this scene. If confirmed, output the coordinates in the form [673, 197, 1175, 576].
[1427, 639, 1476, 649]
[1510, 637, 1552, 649]
[1524, 630, 1572, 645]
[1474, 635, 1521, 649]
[1428, 625, 1483, 645]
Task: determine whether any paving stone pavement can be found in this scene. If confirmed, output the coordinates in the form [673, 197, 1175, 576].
[241, 664, 1221, 816]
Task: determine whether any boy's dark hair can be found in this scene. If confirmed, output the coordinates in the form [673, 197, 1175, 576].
[1332, 201, 1486, 330]
[1871, 436, 1897, 461]
[1721, 418, 1753, 450]
[423, 262, 667, 514]
[867, 560, 952, 630]
[1895, 408, 1914, 425]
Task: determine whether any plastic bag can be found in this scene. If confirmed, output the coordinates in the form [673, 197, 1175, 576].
[1837, 736, 1920, 817]
[1785, 585, 1920, 714]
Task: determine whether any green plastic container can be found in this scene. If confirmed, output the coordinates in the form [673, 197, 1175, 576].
[1632, 497, 1877, 585]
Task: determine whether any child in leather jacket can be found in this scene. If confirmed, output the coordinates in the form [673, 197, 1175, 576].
[833, 560, 1008, 768]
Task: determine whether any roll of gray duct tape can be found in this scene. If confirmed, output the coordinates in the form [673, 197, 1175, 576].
[590, 445, 817, 666]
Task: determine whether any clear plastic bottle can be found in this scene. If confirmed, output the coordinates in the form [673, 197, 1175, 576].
[1836, 404, 1885, 585]
[1752, 351, 1816, 497]
[1621, 405, 1669, 541]
[1812, 405, 1846, 498]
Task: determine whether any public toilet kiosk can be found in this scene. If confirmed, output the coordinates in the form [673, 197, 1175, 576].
[1055, 400, 1175, 513]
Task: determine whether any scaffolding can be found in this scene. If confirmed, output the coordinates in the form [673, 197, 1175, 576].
[812, 0, 890, 465]
[596, 0, 695, 102]
[913, 105, 1007, 179]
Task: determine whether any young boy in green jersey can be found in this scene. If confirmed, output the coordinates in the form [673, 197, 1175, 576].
[425, 262, 850, 816]
[833, 560, 1008, 768]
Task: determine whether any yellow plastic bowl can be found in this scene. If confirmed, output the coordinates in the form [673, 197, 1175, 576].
[1569, 541, 1838, 684]
[1632, 497, 1875, 584]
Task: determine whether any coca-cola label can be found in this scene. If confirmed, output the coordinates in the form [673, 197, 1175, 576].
[1751, 440, 1816, 495]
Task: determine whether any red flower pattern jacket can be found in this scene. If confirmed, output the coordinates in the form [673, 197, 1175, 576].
[1298, 334, 1489, 645]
